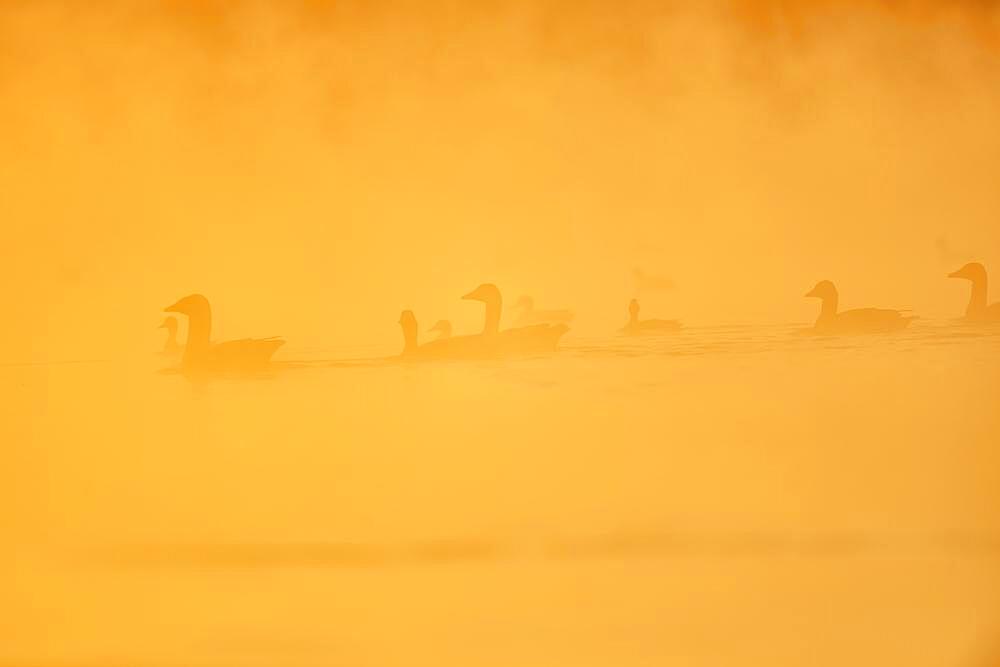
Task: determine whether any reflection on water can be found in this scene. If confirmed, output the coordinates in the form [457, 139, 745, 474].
[3, 321, 1000, 666]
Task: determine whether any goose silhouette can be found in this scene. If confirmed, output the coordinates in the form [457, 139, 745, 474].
[428, 320, 453, 340]
[164, 294, 284, 372]
[398, 311, 490, 360]
[620, 298, 681, 335]
[512, 295, 575, 326]
[158, 316, 182, 356]
[805, 281, 915, 335]
[399, 284, 568, 360]
[948, 262, 1000, 322]
[465, 284, 569, 355]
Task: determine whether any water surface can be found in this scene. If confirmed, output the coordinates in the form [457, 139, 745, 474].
[4, 321, 1000, 666]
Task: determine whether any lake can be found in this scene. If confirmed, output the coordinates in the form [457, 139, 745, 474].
[3, 321, 999, 666]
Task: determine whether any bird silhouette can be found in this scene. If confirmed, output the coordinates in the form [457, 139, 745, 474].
[948, 262, 1000, 322]
[158, 316, 183, 356]
[619, 299, 682, 335]
[805, 281, 915, 335]
[164, 294, 284, 373]
[398, 284, 568, 360]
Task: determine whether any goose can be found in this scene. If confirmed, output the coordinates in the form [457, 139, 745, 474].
[398, 285, 568, 360]
[398, 311, 489, 360]
[948, 262, 1000, 322]
[464, 284, 569, 355]
[158, 316, 182, 356]
[428, 320, 453, 340]
[511, 295, 575, 326]
[805, 281, 915, 335]
[620, 299, 682, 335]
[164, 294, 284, 372]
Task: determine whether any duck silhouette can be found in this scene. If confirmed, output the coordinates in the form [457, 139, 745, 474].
[164, 294, 284, 372]
[948, 262, 1000, 322]
[399, 284, 568, 360]
[619, 298, 682, 335]
[805, 281, 915, 335]
[512, 295, 575, 326]
[428, 320, 453, 340]
[158, 316, 183, 356]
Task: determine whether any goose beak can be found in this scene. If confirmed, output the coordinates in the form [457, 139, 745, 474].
[804, 288, 818, 298]
[164, 301, 181, 313]
[461, 290, 478, 301]
[947, 269, 963, 279]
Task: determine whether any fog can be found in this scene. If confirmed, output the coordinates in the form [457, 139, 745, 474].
[2, 2, 1000, 666]
[2, 1, 998, 359]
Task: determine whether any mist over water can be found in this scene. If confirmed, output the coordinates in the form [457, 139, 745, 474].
[3, 2, 1000, 666]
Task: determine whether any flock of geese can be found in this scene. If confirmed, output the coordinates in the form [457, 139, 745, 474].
[159, 262, 1000, 375]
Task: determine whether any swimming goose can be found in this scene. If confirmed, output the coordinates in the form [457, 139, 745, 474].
[398, 311, 489, 360]
[158, 316, 182, 356]
[512, 295, 575, 326]
[948, 262, 1000, 322]
[428, 320, 453, 340]
[398, 285, 568, 360]
[164, 294, 284, 372]
[464, 284, 569, 355]
[805, 281, 914, 335]
[620, 299, 682, 335]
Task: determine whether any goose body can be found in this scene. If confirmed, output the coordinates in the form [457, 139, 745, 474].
[428, 320, 453, 340]
[948, 263, 1000, 322]
[512, 296, 575, 326]
[399, 312, 495, 361]
[164, 294, 284, 373]
[399, 284, 568, 360]
[805, 281, 914, 335]
[620, 299, 682, 335]
[158, 316, 183, 356]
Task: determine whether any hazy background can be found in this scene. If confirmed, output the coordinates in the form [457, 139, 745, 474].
[3, 4, 1000, 666]
[2, 0, 998, 360]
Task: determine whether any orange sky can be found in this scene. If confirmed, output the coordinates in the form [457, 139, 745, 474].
[2, 0, 999, 359]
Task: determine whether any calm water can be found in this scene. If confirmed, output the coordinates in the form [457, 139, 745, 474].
[4, 321, 1000, 666]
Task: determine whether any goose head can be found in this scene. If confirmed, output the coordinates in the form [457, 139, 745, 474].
[398, 310, 417, 332]
[948, 262, 986, 283]
[805, 280, 838, 301]
[159, 316, 178, 333]
[462, 283, 502, 305]
[165, 294, 211, 319]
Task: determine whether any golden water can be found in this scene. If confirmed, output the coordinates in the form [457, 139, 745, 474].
[4, 323, 999, 666]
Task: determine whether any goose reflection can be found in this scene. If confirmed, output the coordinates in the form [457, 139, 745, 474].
[164, 294, 284, 373]
[948, 262, 1000, 322]
[805, 281, 915, 335]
